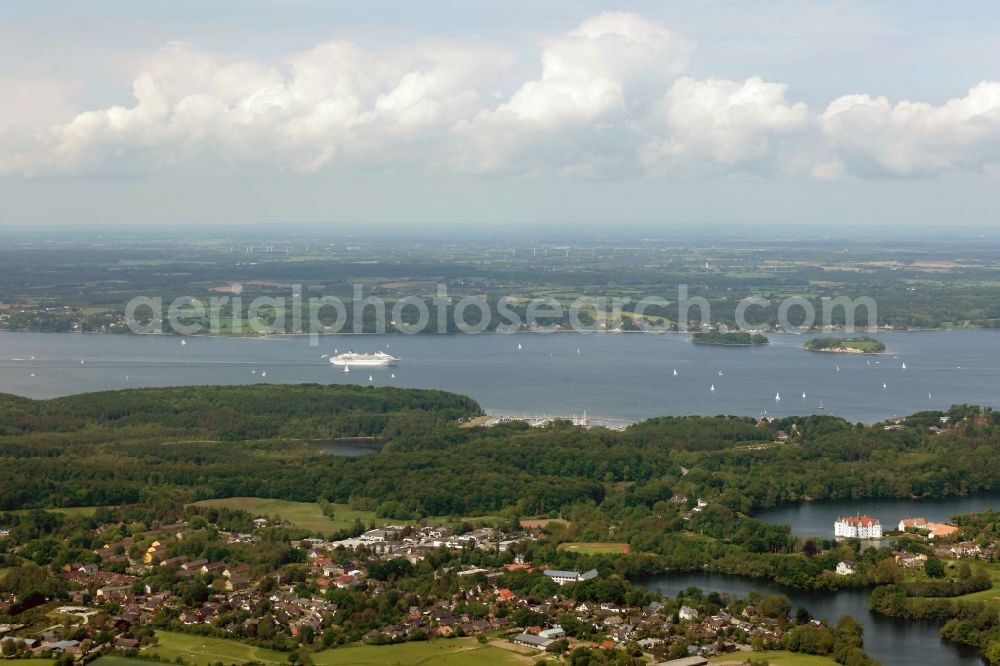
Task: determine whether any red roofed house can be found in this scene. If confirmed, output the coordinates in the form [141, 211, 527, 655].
[899, 518, 959, 539]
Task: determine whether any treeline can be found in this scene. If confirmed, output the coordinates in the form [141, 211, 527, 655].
[692, 331, 769, 345]
[5, 387, 1000, 523]
[0, 384, 480, 440]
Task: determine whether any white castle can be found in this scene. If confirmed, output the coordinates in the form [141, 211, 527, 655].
[834, 515, 882, 539]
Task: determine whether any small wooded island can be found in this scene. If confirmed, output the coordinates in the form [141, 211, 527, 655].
[804, 336, 886, 353]
[692, 331, 769, 345]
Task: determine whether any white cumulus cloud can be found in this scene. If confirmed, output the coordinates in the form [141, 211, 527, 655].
[453, 12, 691, 176]
[820, 82, 1000, 177]
[644, 76, 810, 170]
[2, 40, 497, 176]
[2, 12, 998, 183]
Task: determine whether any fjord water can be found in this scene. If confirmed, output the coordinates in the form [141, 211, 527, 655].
[639, 571, 981, 666]
[1, 329, 999, 424]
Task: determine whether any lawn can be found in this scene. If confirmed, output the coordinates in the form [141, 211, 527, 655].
[146, 632, 526, 666]
[557, 542, 630, 555]
[311, 640, 528, 665]
[149, 630, 287, 665]
[954, 561, 1000, 602]
[190, 497, 384, 534]
[710, 650, 840, 665]
[92, 658, 153, 666]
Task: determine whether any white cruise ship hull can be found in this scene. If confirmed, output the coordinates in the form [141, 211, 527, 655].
[329, 353, 398, 367]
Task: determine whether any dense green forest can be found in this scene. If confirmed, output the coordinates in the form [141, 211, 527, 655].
[804, 337, 886, 353]
[692, 331, 769, 345]
[2, 386, 999, 525]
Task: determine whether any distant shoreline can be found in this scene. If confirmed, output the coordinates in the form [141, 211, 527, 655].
[0, 327, 993, 338]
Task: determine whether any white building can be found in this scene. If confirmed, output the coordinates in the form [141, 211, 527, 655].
[543, 569, 599, 585]
[835, 561, 857, 576]
[679, 605, 699, 621]
[834, 515, 882, 539]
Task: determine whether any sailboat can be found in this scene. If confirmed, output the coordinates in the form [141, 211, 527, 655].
[181, 339, 186, 346]
[517, 342, 523, 350]
[577, 348, 581, 354]
[775, 392, 781, 401]
[251, 368, 256, 374]
[342, 365, 350, 374]
[368, 375, 374, 382]
[390, 373, 396, 379]
[882, 381, 887, 389]
[835, 365, 840, 372]
[801, 391, 807, 399]
[673, 368, 678, 376]
[261, 371, 267, 378]
[928, 392, 933, 399]
[901, 362, 907, 369]
[709, 384, 716, 392]
[718, 370, 724, 376]
[818, 400, 824, 410]
[81, 359, 85, 364]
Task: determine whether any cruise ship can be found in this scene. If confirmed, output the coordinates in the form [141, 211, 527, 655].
[329, 351, 399, 367]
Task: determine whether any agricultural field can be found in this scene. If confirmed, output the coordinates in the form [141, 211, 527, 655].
[710, 650, 840, 665]
[557, 542, 630, 555]
[146, 630, 287, 665]
[142, 632, 528, 666]
[311, 639, 530, 665]
[190, 497, 384, 534]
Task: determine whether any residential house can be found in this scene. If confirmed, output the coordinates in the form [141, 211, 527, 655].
[835, 561, 857, 576]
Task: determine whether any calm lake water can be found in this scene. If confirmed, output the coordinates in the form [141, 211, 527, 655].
[639, 571, 981, 666]
[1, 329, 999, 423]
[727, 495, 1000, 665]
[755, 495, 1000, 539]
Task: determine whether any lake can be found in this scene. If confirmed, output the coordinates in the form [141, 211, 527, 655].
[639, 571, 981, 666]
[1, 329, 999, 423]
[730, 494, 1000, 665]
[755, 495, 1000, 539]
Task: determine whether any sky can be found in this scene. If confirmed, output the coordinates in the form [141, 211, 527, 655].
[1, 1, 999, 229]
